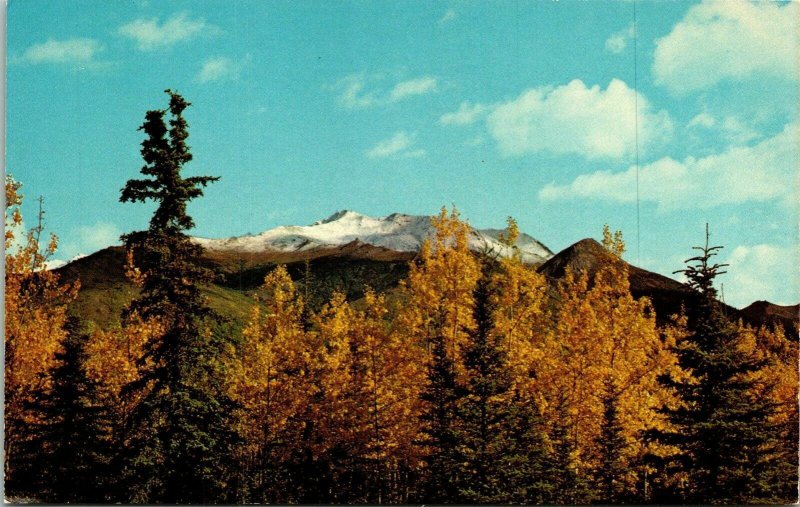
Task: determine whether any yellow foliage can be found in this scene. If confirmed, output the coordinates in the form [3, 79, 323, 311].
[491, 249, 548, 394]
[396, 207, 481, 366]
[534, 228, 679, 490]
[4, 176, 79, 453]
[84, 314, 164, 403]
[227, 265, 313, 467]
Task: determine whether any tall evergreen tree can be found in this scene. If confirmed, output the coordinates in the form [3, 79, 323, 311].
[649, 226, 782, 503]
[119, 90, 238, 503]
[418, 318, 464, 503]
[501, 391, 554, 504]
[594, 379, 627, 504]
[9, 317, 114, 503]
[457, 264, 517, 503]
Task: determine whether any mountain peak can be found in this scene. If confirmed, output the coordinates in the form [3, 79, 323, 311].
[316, 209, 365, 225]
[192, 210, 553, 264]
[538, 238, 609, 279]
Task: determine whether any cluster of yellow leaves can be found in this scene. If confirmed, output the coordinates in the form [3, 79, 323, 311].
[736, 323, 798, 436]
[534, 226, 680, 487]
[315, 289, 424, 473]
[228, 263, 426, 495]
[396, 207, 481, 366]
[227, 265, 309, 463]
[491, 246, 548, 394]
[84, 314, 164, 405]
[4, 176, 79, 449]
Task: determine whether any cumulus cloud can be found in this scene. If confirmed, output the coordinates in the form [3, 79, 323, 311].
[335, 74, 379, 108]
[118, 12, 213, 51]
[653, 0, 799, 93]
[722, 244, 798, 308]
[687, 112, 715, 129]
[439, 101, 488, 126]
[389, 77, 438, 102]
[19, 38, 103, 65]
[365, 131, 426, 159]
[539, 123, 797, 210]
[333, 74, 438, 109]
[486, 78, 672, 159]
[604, 23, 634, 54]
[687, 113, 759, 144]
[196, 55, 249, 83]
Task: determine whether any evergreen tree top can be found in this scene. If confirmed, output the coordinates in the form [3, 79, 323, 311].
[674, 223, 728, 300]
[120, 89, 218, 234]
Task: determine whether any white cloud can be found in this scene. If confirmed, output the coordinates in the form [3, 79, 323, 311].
[438, 8, 457, 24]
[486, 78, 672, 159]
[333, 74, 438, 109]
[365, 131, 426, 159]
[440, 101, 488, 126]
[335, 74, 379, 108]
[653, 0, 799, 93]
[604, 23, 634, 54]
[464, 135, 485, 147]
[687, 113, 759, 144]
[722, 244, 798, 308]
[76, 222, 121, 253]
[687, 112, 715, 129]
[389, 77, 438, 102]
[539, 123, 797, 210]
[196, 55, 249, 83]
[118, 12, 213, 51]
[19, 38, 102, 65]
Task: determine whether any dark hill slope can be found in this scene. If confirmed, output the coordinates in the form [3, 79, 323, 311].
[54, 241, 412, 329]
[537, 238, 794, 330]
[55, 239, 797, 332]
[740, 301, 799, 333]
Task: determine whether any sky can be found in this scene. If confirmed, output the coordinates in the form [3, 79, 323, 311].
[6, 0, 799, 308]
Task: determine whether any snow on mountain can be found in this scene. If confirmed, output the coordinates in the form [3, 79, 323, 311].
[192, 210, 553, 264]
[43, 253, 88, 271]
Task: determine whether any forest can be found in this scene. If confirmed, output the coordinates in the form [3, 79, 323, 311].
[4, 91, 798, 504]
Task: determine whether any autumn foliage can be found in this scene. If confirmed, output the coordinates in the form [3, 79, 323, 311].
[5, 97, 796, 503]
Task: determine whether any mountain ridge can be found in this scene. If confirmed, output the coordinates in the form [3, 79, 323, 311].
[191, 210, 554, 265]
[51, 212, 797, 332]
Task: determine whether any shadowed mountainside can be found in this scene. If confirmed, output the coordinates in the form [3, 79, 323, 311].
[55, 238, 796, 333]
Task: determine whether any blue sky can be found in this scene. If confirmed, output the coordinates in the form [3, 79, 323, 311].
[7, 0, 798, 308]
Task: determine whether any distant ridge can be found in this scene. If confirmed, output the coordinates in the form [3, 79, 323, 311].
[740, 301, 799, 332]
[537, 238, 798, 330]
[192, 210, 554, 265]
[51, 218, 797, 332]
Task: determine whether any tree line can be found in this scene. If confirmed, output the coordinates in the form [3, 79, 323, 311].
[5, 91, 797, 504]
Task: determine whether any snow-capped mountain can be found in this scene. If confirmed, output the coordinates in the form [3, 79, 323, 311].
[192, 210, 553, 264]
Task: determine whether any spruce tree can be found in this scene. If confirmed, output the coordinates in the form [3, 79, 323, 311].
[418, 320, 464, 503]
[9, 317, 114, 503]
[594, 379, 627, 504]
[119, 90, 238, 503]
[649, 226, 782, 503]
[457, 265, 516, 503]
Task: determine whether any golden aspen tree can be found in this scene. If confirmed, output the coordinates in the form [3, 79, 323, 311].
[535, 226, 678, 499]
[226, 265, 310, 500]
[396, 206, 481, 367]
[314, 289, 424, 503]
[4, 176, 79, 482]
[734, 322, 798, 501]
[83, 315, 164, 409]
[490, 217, 549, 395]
